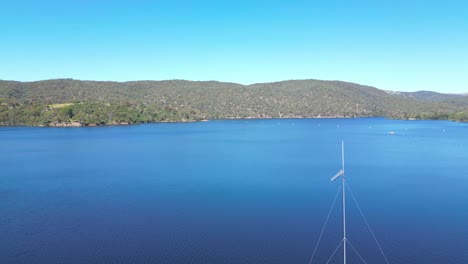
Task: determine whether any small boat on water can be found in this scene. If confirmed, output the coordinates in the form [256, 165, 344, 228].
[388, 131, 395, 135]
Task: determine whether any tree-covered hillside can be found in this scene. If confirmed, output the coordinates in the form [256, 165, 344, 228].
[1, 79, 467, 126]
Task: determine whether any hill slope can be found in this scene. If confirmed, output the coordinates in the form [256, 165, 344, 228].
[0, 79, 467, 126]
[391, 90, 468, 105]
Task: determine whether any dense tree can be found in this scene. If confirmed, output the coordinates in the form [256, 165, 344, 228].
[0, 79, 467, 126]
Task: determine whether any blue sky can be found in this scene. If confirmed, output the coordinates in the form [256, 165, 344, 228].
[1, 0, 467, 92]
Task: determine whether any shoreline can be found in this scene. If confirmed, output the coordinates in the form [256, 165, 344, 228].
[1, 116, 462, 128]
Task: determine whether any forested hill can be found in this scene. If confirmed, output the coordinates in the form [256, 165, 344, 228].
[0, 79, 467, 126]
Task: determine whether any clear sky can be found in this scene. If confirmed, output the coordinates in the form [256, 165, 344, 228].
[1, 0, 467, 92]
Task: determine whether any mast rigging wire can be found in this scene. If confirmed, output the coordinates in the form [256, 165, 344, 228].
[308, 185, 342, 264]
[346, 182, 390, 264]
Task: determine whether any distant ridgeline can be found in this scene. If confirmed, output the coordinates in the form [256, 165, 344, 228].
[1, 79, 467, 126]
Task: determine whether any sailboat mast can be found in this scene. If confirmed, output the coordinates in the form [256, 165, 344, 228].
[342, 141, 346, 264]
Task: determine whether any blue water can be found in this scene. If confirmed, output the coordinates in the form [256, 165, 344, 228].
[1, 118, 467, 264]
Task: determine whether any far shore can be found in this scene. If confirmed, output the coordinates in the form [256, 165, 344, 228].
[1, 115, 459, 128]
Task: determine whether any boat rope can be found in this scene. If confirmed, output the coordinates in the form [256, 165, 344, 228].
[346, 182, 390, 264]
[325, 239, 343, 264]
[308, 184, 342, 264]
[346, 239, 368, 264]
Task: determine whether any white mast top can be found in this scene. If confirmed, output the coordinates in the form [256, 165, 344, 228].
[341, 141, 346, 264]
[342, 141, 345, 177]
[317, 142, 389, 264]
[330, 141, 346, 264]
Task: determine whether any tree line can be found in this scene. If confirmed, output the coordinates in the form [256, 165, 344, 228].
[1, 79, 467, 126]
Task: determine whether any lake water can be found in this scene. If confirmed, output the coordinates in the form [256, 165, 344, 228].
[1, 118, 467, 264]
